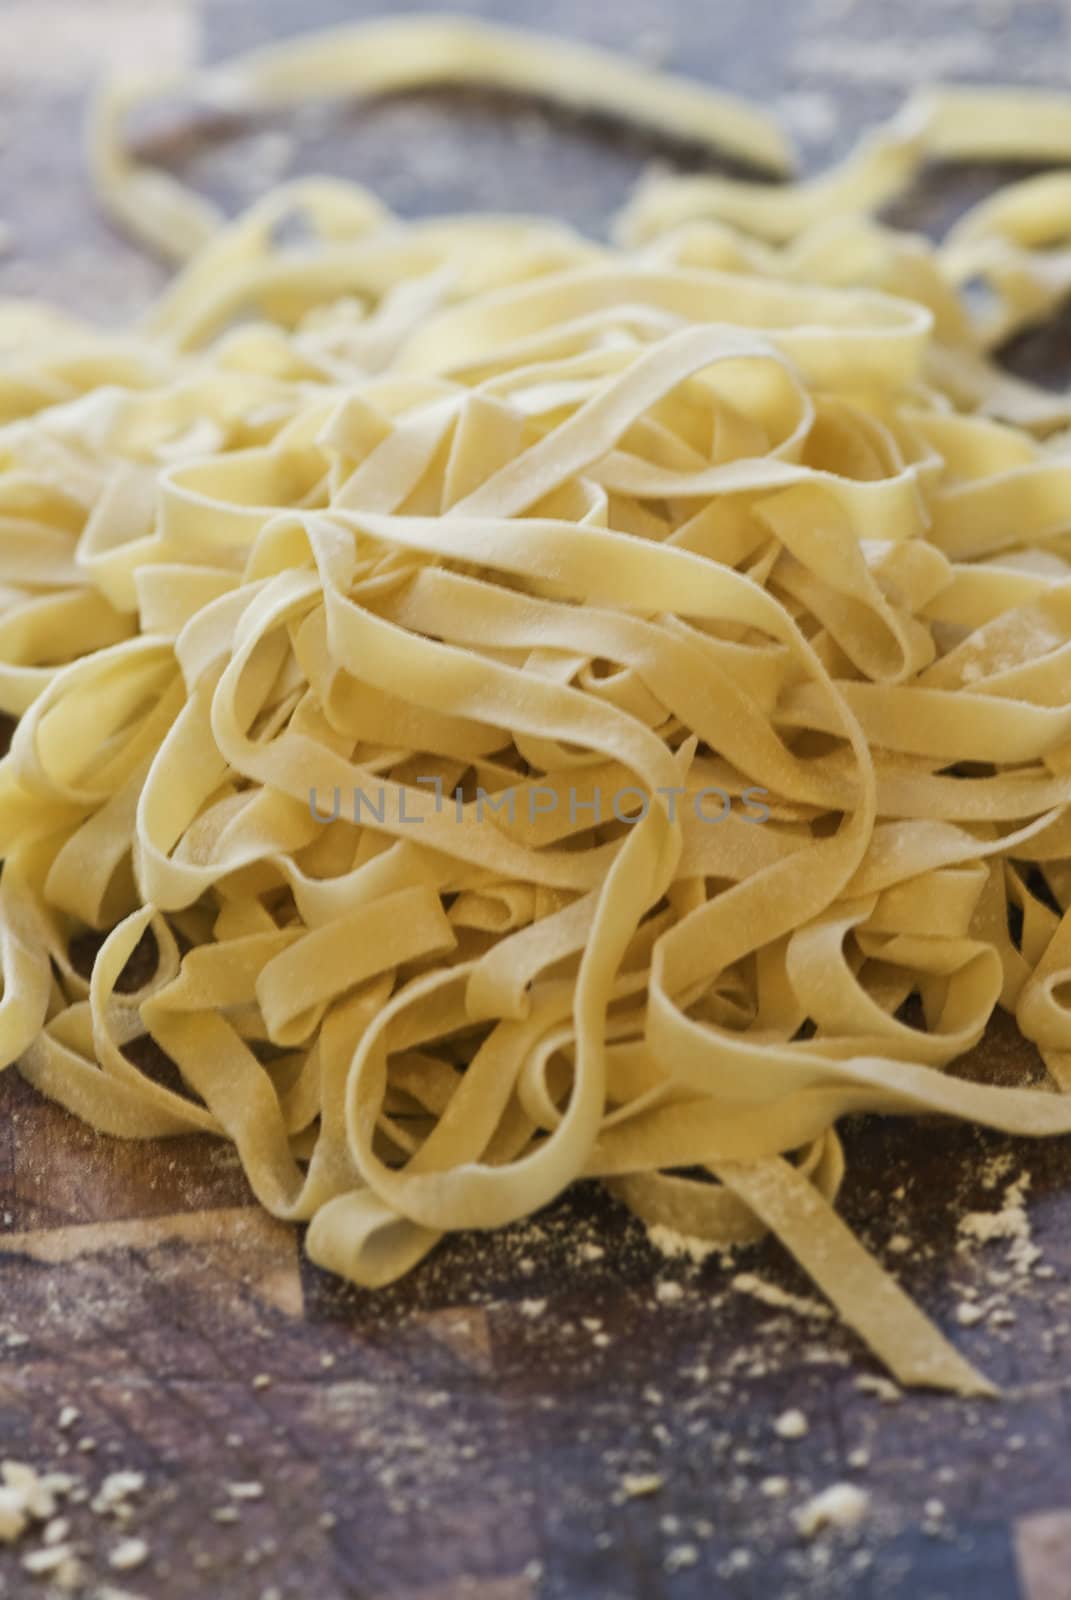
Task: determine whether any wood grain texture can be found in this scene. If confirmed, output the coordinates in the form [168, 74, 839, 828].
[2, 1, 1071, 1596]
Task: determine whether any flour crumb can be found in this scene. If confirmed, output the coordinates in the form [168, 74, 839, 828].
[887, 1234, 912, 1255]
[22, 1543, 75, 1577]
[56, 1407, 80, 1433]
[0, 1488, 28, 1544]
[664, 1542, 699, 1573]
[655, 1281, 685, 1306]
[980, 1152, 1015, 1190]
[647, 1224, 718, 1265]
[92, 1472, 145, 1517]
[773, 1409, 809, 1440]
[3, 1462, 57, 1521]
[855, 1374, 902, 1404]
[520, 1299, 547, 1319]
[108, 1536, 149, 1572]
[794, 1484, 870, 1538]
[621, 1472, 663, 1498]
[719, 1547, 752, 1576]
[760, 1476, 790, 1497]
[732, 1272, 831, 1321]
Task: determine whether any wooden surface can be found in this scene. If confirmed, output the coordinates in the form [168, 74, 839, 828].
[3, 2, 1071, 1597]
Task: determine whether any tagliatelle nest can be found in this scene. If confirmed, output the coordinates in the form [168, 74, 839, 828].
[6, 16, 1071, 1395]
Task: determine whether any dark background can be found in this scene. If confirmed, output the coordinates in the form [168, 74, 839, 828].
[2, 2, 1071, 1598]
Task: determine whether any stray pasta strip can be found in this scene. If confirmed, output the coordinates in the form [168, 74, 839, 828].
[5, 16, 1071, 1395]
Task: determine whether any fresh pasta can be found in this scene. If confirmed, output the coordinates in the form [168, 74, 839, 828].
[6, 16, 1071, 1395]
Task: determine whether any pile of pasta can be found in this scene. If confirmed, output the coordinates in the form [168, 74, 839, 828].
[6, 18, 1071, 1393]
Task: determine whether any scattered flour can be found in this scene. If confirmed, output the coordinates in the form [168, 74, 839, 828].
[0, 1461, 83, 1588]
[958, 1172, 1041, 1276]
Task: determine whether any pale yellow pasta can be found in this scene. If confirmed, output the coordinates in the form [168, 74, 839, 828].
[6, 17, 1071, 1396]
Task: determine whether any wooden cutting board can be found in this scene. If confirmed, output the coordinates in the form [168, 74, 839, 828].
[3, 2, 1071, 1596]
